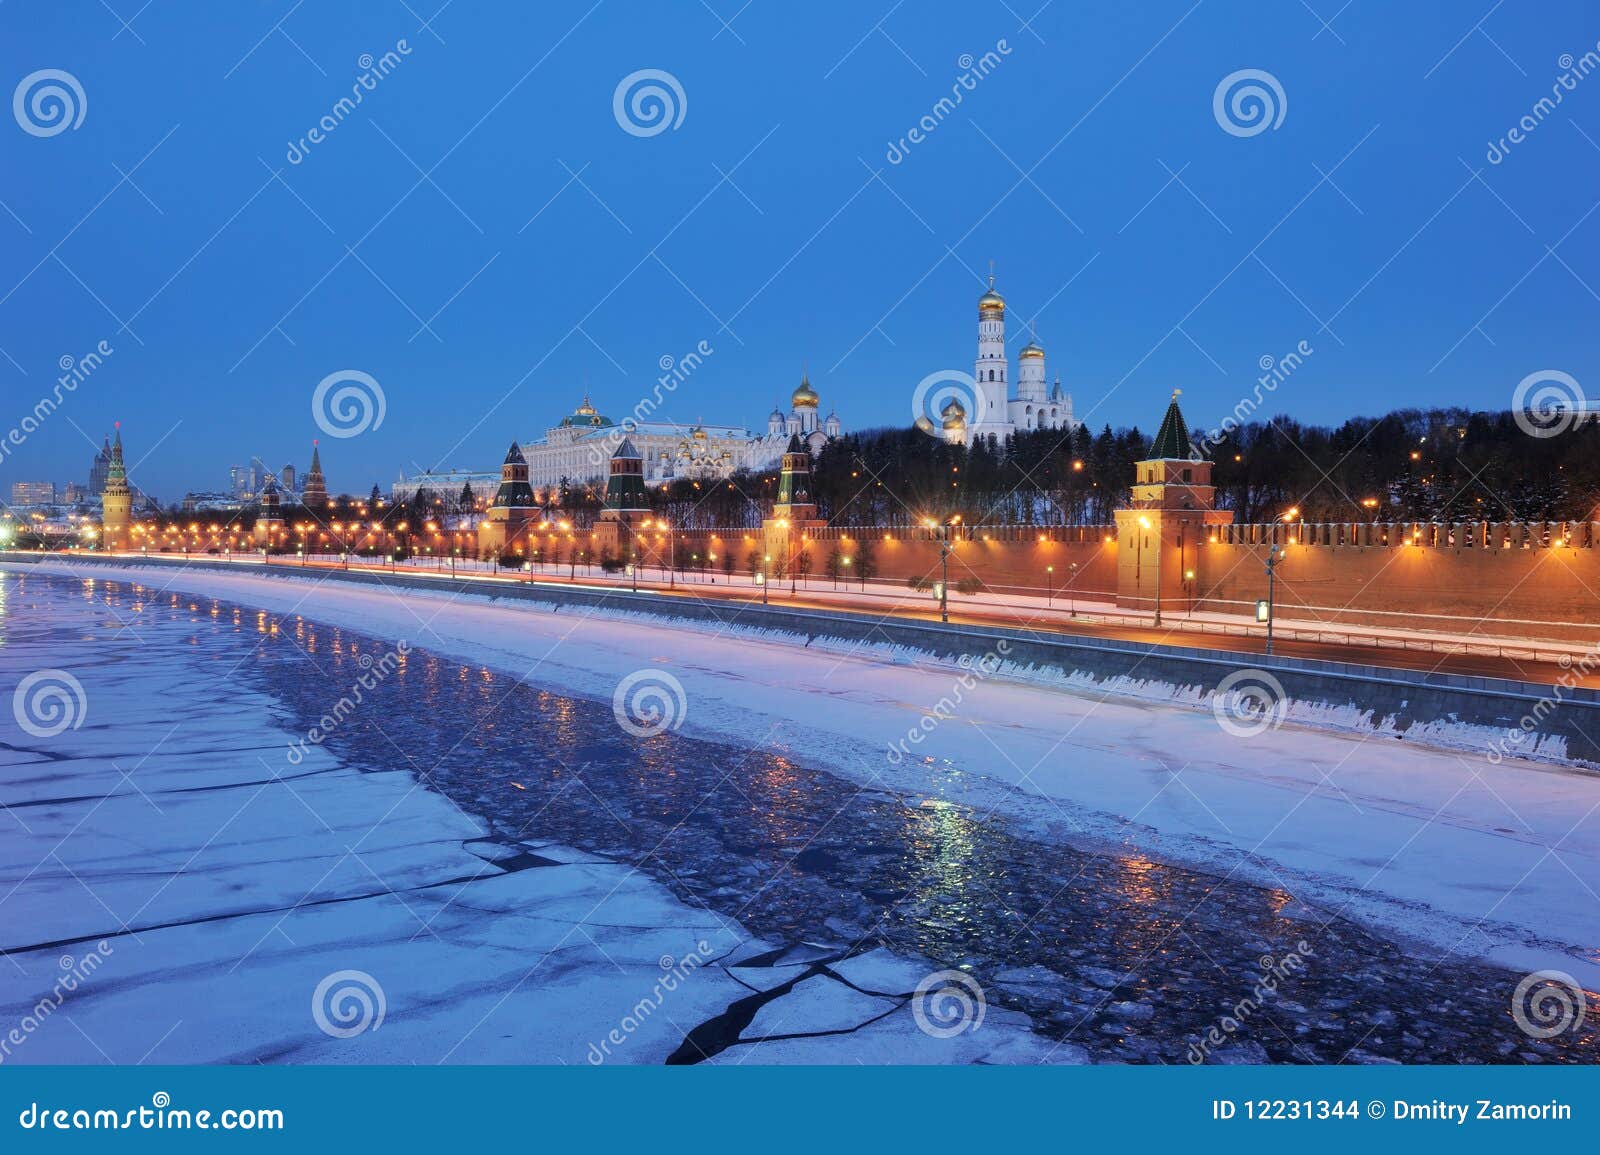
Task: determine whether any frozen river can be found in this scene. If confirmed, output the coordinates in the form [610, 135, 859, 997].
[0, 569, 1593, 1063]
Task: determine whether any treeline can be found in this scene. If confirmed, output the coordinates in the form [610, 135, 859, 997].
[805, 406, 1600, 527]
[408, 405, 1600, 530]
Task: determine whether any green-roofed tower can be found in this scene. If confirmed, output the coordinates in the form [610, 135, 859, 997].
[1112, 390, 1235, 622]
[1148, 389, 1193, 460]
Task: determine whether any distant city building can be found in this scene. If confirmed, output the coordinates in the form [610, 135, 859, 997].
[61, 483, 87, 505]
[89, 435, 112, 497]
[280, 463, 297, 492]
[10, 481, 55, 506]
[181, 492, 245, 513]
[392, 468, 498, 506]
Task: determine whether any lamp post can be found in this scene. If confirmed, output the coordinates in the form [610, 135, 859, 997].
[1068, 561, 1079, 617]
[1263, 543, 1284, 655]
[757, 567, 768, 605]
[1137, 515, 1161, 627]
[1046, 564, 1054, 606]
[938, 533, 950, 623]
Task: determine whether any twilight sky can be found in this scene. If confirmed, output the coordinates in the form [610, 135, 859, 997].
[1, 0, 1596, 499]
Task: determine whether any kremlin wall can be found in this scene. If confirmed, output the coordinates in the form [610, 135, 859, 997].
[475, 392, 1600, 644]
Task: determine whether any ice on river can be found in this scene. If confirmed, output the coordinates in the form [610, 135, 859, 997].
[0, 570, 1066, 1064]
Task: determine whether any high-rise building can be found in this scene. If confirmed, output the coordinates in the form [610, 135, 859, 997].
[280, 463, 297, 493]
[10, 481, 55, 506]
[89, 435, 112, 496]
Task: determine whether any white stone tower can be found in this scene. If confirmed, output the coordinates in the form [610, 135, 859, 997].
[971, 266, 1012, 441]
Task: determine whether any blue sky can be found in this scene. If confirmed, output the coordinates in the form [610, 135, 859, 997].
[2, 0, 1596, 499]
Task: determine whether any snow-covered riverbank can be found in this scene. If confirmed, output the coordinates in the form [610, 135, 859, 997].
[18, 559, 1600, 994]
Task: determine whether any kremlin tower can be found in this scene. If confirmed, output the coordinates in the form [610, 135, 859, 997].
[302, 440, 328, 509]
[253, 477, 284, 546]
[99, 423, 131, 549]
[475, 441, 539, 558]
[1111, 391, 1233, 617]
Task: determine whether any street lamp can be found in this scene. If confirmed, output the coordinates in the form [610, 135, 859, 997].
[1046, 564, 1054, 606]
[1137, 515, 1161, 627]
[756, 567, 768, 605]
[1263, 543, 1284, 655]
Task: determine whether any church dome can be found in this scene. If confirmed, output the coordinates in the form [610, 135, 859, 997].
[940, 398, 967, 429]
[792, 374, 819, 408]
[1020, 340, 1044, 359]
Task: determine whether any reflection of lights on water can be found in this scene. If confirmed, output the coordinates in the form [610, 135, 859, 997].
[1116, 853, 1159, 907]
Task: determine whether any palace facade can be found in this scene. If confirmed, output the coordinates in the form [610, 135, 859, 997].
[514, 381, 842, 490]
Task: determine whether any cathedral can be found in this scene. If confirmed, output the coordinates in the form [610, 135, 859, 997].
[945, 270, 1078, 446]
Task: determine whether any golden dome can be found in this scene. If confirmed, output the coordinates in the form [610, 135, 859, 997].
[978, 287, 1005, 312]
[692, 426, 707, 440]
[940, 398, 967, 429]
[792, 374, 819, 408]
[1020, 340, 1044, 359]
[575, 393, 596, 416]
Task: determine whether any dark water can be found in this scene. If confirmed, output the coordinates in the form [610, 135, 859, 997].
[21, 572, 1599, 1064]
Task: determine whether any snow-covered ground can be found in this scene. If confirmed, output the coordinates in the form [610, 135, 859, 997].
[0, 570, 1064, 1064]
[18, 558, 1600, 996]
